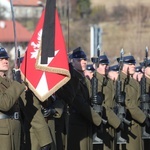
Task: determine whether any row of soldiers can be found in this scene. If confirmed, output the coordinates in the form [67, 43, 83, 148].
[0, 45, 150, 150]
[56, 46, 150, 150]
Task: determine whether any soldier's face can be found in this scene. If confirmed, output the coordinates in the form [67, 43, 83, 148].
[72, 58, 87, 72]
[122, 63, 135, 75]
[145, 67, 150, 78]
[0, 58, 9, 72]
[97, 63, 109, 75]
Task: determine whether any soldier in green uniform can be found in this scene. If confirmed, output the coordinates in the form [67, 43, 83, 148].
[139, 59, 150, 150]
[0, 47, 26, 150]
[116, 55, 146, 150]
[56, 47, 102, 150]
[94, 55, 121, 150]
[41, 94, 65, 150]
[20, 90, 52, 150]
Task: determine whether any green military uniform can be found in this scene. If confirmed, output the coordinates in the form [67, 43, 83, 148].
[0, 76, 25, 150]
[142, 75, 150, 149]
[55, 104, 69, 150]
[96, 72, 121, 150]
[119, 72, 146, 150]
[41, 96, 64, 150]
[20, 90, 52, 150]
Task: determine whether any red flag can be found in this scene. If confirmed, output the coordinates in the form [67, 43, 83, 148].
[20, 4, 70, 101]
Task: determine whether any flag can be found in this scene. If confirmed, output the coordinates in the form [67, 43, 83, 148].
[20, 0, 70, 102]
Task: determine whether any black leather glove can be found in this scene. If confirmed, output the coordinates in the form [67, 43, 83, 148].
[41, 107, 56, 118]
[12, 68, 22, 83]
[41, 144, 51, 150]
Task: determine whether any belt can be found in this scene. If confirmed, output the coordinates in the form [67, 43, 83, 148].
[0, 112, 19, 120]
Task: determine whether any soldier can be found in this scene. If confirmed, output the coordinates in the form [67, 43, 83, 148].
[94, 55, 121, 150]
[116, 54, 146, 150]
[56, 47, 102, 150]
[13, 56, 52, 150]
[0, 47, 26, 150]
[139, 59, 150, 150]
[20, 90, 52, 150]
[41, 95, 65, 150]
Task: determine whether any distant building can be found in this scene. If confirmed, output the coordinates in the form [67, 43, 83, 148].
[0, 20, 32, 59]
[0, 0, 44, 19]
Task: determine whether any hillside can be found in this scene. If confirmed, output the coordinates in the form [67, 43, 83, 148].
[66, 0, 150, 64]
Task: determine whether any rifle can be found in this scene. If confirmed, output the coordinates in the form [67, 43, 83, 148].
[115, 49, 130, 144]
[140, 46, 150, 139]
[91, 46, 107, 145]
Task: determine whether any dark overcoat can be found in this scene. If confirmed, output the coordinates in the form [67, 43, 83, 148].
[63, 68, 102, 150]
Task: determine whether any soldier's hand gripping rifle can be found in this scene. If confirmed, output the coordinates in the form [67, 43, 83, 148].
[91, 46, 107, 144]
[115, 49, 131, 144]
[140, 47, 150, 139]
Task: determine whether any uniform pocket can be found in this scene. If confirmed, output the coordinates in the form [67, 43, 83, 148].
[0, 127, 9, 135]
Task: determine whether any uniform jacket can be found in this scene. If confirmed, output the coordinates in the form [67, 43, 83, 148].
[119, 72, 146, 150]
[96, 72, 121, 150]
[0, 76, 25, 150]
[20, 90, 52, 150]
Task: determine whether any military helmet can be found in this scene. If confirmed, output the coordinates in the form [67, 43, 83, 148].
[71, 47, 87, 59]
[98, 55, 109, 65]
[0, 47, 9, 59]
[117, 55, 136, 64]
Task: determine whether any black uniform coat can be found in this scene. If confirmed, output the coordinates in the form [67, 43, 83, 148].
[57, 65, 102, 150]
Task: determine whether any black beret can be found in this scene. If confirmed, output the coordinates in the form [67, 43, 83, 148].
[99, 55, 109, 64]
[71, 47, 87, 59]
[117, 55, 136, 64]
[86, 64, 95, 72]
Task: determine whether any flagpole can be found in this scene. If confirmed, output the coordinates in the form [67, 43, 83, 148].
[10, 0, 18, 68]
[67, 0, 70, 53]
